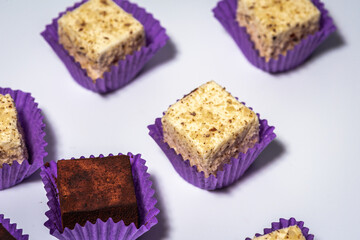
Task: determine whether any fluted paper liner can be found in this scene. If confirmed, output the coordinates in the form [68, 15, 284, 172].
[40, 153, 159, 240]
[245, 218, 314, 240]
[0, 88, 47, 190]
[148, 104, 276, 190]
[0, 214, 29, 240]
[41, 0, 169, 93]
[213, 0, 336, 73]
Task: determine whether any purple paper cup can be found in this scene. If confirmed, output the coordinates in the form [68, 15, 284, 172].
[41, 0, 169, 94]
[0, 88, 47, 190]
[0, 214, 29, 240]
[148, 104, 276, 190]
[245, 218, 314, 240]
[213, 0, 336, 73]
[40, 152, 159, 240]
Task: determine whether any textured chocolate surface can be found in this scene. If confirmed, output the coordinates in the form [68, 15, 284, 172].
[0, 223, 16, 240]
[57, 155, 139, 230]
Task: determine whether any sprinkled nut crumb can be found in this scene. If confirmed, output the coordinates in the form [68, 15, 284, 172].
[0, 94, 28, 167]
[58, 0, 146, 81]
[162, 81, 259, 177]
[251, 225, 306, 240]
[236, 0, 320, 61]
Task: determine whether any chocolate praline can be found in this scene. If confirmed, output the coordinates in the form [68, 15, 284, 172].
[57, 155, 139, 230]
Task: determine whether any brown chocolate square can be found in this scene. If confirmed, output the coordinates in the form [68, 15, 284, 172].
[57, 155, 139, 230]
[0, 223, 15, 240]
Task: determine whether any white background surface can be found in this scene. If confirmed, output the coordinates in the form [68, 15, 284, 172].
[0, 0, 359, 239]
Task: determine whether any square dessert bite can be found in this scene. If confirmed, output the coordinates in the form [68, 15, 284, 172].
[0, 223, 15, 240]
[57, 155, 139, 230]
[0, 94, 28, 167]
[236, 0, 320, 61]
[162, 81, 259, 177]
[252, 225, 306, 240]
[58, 0, 146, 81]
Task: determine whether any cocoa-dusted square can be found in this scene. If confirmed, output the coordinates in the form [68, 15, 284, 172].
[57, 155, 139, 230]
[0, 223, 15, 240]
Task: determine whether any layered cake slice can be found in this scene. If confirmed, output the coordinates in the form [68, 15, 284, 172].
[252, 225, 306, 240]
[58, 0, 146, 81]
[162, 81, 259, 177]
[236, 0, 320, 61]
[57, 155, 139, 230]
[0, 94, 28, 167]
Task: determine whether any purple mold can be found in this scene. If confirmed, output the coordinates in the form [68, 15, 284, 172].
[0, 214, 29, 240]
[213, 0, 336, 72]
[148, 104, 276, 190]
[245, 218, 314, 240]
[0, 88, 47, 190]
[41, 0, 169, 93]
[40, 152, 159, 240]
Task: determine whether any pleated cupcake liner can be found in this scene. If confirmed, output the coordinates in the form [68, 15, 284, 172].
[213, 0, 336, 73]
[0, 88, 47, 190]
[245, 217, 314, 240]
[0, 214, 29, 240]
[40, 152, 159, 240]
[148, 104, 276, 190]
[41, 0, 169, 94]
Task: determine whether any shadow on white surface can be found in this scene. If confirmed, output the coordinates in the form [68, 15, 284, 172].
[99, 38, 177, 97]
[141, 38, 177, 74]
[139, 175, 169, 240]
[302, 29, 345, 68]
[214, 139, 285, 194]
[243, 140, 285, 178]
[274, 29, 345, 75]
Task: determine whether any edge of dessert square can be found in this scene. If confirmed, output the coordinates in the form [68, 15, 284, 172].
[41, 0, 169, 93]
[213, 0, 336, 72]
[148, 101, 276, 190]
[245, 217, 314, 240]
[0, 88, 47, 190]
[40, 152, 159, 240]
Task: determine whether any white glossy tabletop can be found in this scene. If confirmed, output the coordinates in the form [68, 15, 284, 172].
[0, 0, 359, 239]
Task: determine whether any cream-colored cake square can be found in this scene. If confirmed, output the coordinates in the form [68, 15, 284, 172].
[252, 226, 306, 240]
[236, 0, 320, 61]
[0, 94, 28, 167]
[58, 0, 146, 81]
[162, 81, 259, 177]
